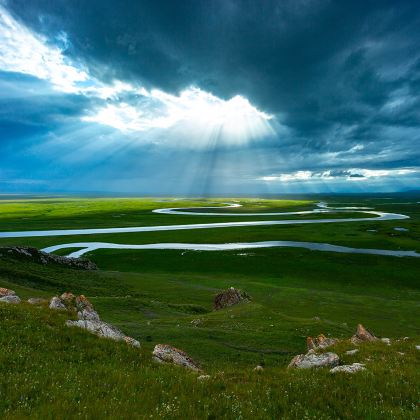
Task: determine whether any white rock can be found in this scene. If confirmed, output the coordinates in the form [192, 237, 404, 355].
[27, 298, 47, 305]
[253, 365, 264, 372]
[381, 337, 391, 345]
[197, 375, 210, 381]
[153, 344, 200, 371]
[0, 295, 21, 304]
[49, 296, 66, 310]
[415, 345, 420, 351]
[66, 319, 140, 348]
[77, 308, 100, 321]
[345, 349, 359, 356]
[330, 363, 366, 374]
[288, 352, 339, 369]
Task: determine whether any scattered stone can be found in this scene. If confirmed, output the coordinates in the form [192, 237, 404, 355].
[0, 287, 15, 297]
[398, 352, 405, 356]
[49, 296, 67, 310]
[213, 287, 251, 310]
[288, 352, 339, 369]
[152, 344, 201, 371]
[350, 324, 377, 344]
[27, 297, 47, 305]
[307, 334, 338, 351]
[345, 349, 359, 356]
[66, 320, 140, 348]
[312, 316, 321, 321]
[190, 319, 202, 327]
[381, 337, 391, 345]
[330, 363, 366, 374]
[197, 375, 211, 381]
[0, 246, 97, 270]
[0, 295, 21, 304]
[253, 365, 264, 372]
[416, 345, 420, 351]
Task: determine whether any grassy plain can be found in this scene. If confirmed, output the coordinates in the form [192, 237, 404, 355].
[0, 195, 419, 418]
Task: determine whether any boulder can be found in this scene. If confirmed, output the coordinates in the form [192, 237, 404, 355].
[0, 287, 15, 297]
[288, 351, 339, 369]
[307, 334, 338, 351]
[75, 295, 100, 321]
[213, 287, 251, 310]
[351, 324, 377, 344]
[345, 349, 359, 356]
[27, 298, 48, 305]
[49, 296, 67, 310]
[0, 295, 21, 304]
[152, 344, 201, 371]
[65, 320, 140, 348]
[330, 363, 366, 374]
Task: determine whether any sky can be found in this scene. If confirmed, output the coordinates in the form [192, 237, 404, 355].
[0, 0, 419, 195]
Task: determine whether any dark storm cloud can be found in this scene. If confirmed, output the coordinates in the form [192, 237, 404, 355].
[1, 0, 420, 193]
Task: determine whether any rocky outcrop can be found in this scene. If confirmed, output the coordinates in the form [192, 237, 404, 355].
[66, 319, 140, 348]
[0, 246, 97, 270]
[0, 295, 21, 304]
[307, 334, 338, 351]
[351, 324, 377, 344]
[0, 288, 21, 304]
[152, 344, 201, 371]
[288, 351, 340, 369]
[54, 292, 140, 348]
[213, 287, 251, 310]
[0, 287, 15, 297]
[49, 296, 67, 310]
[330, 363, 366, 374]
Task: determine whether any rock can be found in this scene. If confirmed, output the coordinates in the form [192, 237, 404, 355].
[213, 287, 251, 310]
[27, 297, 48, 305]
[152, 344, 201, 371]
[66, 320, 140, 348]
[350, 324, 377, 344]
[381, 337, 391, 345]
[416, 345, 420, 351]
[0, 246, 97, 270]
[190, 319, 202, 327]
[253, 365, 264, 372]
[49, 296, 67, 310]
[75, 295, 100, 321]
[60, 292, 76, 306]
[330, 363, 366, 374]
[345, 349, 359, 356]
[288, 352, 339, 369]
[197, 375, 211, 381]
[0, 295, 21, 304]
[0, 287, 15, 297]
[307, 334, 338, 351]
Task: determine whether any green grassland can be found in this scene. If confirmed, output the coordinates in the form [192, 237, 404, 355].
[0, 195, 419, 418]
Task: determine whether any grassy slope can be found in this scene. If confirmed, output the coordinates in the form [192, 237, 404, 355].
[0, 196, 419, 418]
[1, 301, 419, 419]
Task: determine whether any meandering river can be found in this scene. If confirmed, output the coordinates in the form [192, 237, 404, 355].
[1, 202, 418, 258]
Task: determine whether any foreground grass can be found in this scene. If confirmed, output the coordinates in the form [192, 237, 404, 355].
[0, 303, 419, 419]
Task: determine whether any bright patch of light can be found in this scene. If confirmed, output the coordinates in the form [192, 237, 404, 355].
[260, 168, 418, 182]
[83, 87, 275, 147]
[0, 5, 88, 93]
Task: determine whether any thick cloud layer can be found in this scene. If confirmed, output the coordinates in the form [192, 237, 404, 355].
[1, 0, 419, 193]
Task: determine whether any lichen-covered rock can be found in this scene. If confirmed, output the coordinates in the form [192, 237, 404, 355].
[288, 351, 339, 369]
[351, 324, 377, 344]
[27, 297, 48, 305]
[60, 292, 76, 306]
[307, 334, 338, 351]
[213, 287, 251, 310]
[0, 246, 97, 270]
[0, 295, 21, 304]
[66, 320, 140, 348]
[75, 295, 100, 321]
[153, 344, 201, 371]
[49, 296, 67, 310]
[330, 363, 366, 374]
[0, 287, 15, 297]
